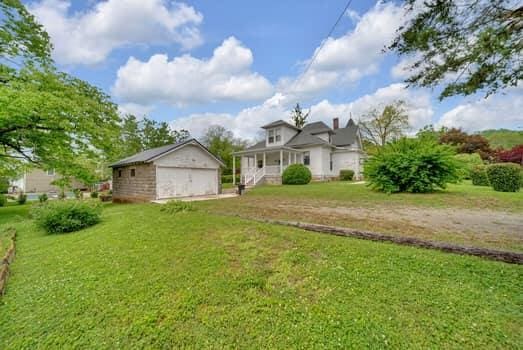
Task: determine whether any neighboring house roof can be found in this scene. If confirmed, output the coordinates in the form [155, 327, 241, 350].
[261, 120, 301, 131]
[109, 138, 225, 168]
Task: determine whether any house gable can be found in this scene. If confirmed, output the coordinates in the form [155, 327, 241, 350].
[153, 144, 222, 169]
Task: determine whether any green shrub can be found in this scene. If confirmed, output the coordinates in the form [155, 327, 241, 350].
[0, 194, 6, 207]
[282, 164, 312, 185]
[221, 175, 240, 183]
[58, 190, 66, 200]
[31, 200, 102, 234]
[38, 193, 48, 203]
[486, 163, 522, 192]
[339, 169, 355, 181]
[470, 165, 490, 186]
[73, 188, 82, 200]
[0, 177, 9, 194]
[90, 191, 99, 198]
[17, 192, 27, 205]
[160, 200, 195, 214]
[364, 138, 459, 193]
[454, 153, 484, 180]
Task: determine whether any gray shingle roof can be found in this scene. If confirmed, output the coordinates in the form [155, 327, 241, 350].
[245, 140, 266, 151]
[302, 121, 332, 134]
[261, 120, 301, 130]
[285, 132, 329, 147]
[332, 119, 358, 146]
[109, 138, 224, 168]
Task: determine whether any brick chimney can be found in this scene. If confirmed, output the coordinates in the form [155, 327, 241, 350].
[333, 117, 339, 130]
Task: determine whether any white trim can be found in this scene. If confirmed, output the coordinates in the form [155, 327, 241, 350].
[148, 139, 225, 167]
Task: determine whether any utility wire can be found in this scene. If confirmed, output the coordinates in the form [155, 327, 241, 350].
[290, 0, 354, 94]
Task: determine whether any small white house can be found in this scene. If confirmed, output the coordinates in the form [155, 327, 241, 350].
[233, 118, 365, 185]
[110, 139, 224, 202]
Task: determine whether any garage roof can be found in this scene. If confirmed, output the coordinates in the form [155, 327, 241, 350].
[109, 139, 224, 168]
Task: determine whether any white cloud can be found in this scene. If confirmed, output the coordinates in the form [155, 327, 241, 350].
[29, 0, 203, 65]
[279, 1, 408, 98]
[117, 103, 154, 118]
[112, 37, 274, 106]
[437, 92, 523, 132]
[170, 83, 434, 139]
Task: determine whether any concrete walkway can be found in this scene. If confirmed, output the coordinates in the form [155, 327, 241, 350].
[152, 193, 238, 204]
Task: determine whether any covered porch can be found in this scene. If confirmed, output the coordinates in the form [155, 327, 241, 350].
[232, 147, 303, 186]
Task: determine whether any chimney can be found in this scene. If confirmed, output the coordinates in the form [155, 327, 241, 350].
[333, 117, 339, 130]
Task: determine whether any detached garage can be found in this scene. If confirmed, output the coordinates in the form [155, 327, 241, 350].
[110, 139, 224, 202]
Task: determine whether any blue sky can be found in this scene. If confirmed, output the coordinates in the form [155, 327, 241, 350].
[27, 0, 522, 139]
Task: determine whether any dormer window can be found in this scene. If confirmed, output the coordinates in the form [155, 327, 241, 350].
[268, 128, 281, 144]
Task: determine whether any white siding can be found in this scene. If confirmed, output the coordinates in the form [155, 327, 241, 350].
[153, 144, 220, 169]
[265, 126, 298, 147]
[300, 146, 325, 177]
[332, 150, 363, 178]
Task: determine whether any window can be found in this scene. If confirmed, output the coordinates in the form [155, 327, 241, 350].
[47, 169, 55, 176]
[268, 130, 274, 143]
[257, 159, 263, 168]
[275, 129, 281, 142]
[268, 128, 281, 144]
[304, 151, 310, 166]
[118, 170, 122, 178]
[130, 169, 136, 177]
[329, 153, 333, 171]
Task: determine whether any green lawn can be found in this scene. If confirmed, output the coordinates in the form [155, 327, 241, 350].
[0, 203, 522, 348]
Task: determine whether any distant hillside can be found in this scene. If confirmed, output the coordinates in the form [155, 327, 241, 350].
[480, 129, 523, 149]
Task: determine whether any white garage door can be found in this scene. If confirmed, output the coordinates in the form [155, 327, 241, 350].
[157, 167, 217, 199]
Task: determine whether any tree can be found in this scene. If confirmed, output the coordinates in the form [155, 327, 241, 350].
[290, 103, 310, 128]
[439, 128, 493, 159]
[201, 125, 247, 175]
[359, 100, 409, 147]
[390, 0, 522, 100]
[496, 144, 523, 165]
[1, 0, 121, 185]
[116, 115, 190, 159]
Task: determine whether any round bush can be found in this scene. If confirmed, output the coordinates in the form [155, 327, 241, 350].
[282, 164, 312, 185]
[470, 165, 490, 186]
[38, 193, 48, 203]
[486, 163, 522, 192]
[339, 169, 355, 181]
[0, 194, 6, 207]
[364, 138, 459, 193]
[31, 200, 102, 234]
[17, 192, 27, 205]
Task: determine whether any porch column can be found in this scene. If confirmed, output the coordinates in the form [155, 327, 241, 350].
[288, 151, 291, 166]
[232, 155, 236, 185]
[254, 153, 257, 168]
[263, 152, 266, 170]
[293, 152, 297, 164]
[279, 150, 283, 174]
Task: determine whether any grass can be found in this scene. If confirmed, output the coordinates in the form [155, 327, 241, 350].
[197, 181, 523, 252]
[0, 203, 522, 348]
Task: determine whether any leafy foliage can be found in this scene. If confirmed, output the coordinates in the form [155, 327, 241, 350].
[0, 177, 8, 193]
[364, 138, 459, 193]
[160, 200, 195, 214]
[221, 175, 240, 184]
[390, 0, 523, 99]
[486, 163, 522, 192]
[359, 100, 409, 146]
[496, 144, 523, 165]
[470, 165, 490, 186]
[290, 103, 310, 128]
[454, 153, 484, 180]
[282, 164, 312, 185]
[90, 191, 98, 199]
[116, 114, 190, 159]
[0, 194, 6, 207]
[202, 125, 246, 175]
[339, 169, 354, 181]
[31, 200, 102, 233]
[439, 128, 493, 160]
[16, 192, 26, 204]
[38, 193, 48, 203]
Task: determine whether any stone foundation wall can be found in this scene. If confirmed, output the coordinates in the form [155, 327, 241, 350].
[264, 175, 282, 185]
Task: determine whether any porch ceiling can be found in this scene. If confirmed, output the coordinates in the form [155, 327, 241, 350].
[233, 146, 302, 155]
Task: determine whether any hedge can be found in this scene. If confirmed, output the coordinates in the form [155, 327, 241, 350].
[339, 169, 354, 181]
[470, 165, 490, 186]
[31, 200, 102, 234]
[486, 163, 522, 192]
[221, 175, 240, 184]
[282, 164, 312, 185]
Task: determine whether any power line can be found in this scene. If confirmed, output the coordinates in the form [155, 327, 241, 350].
[290, 0, 354, 94]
